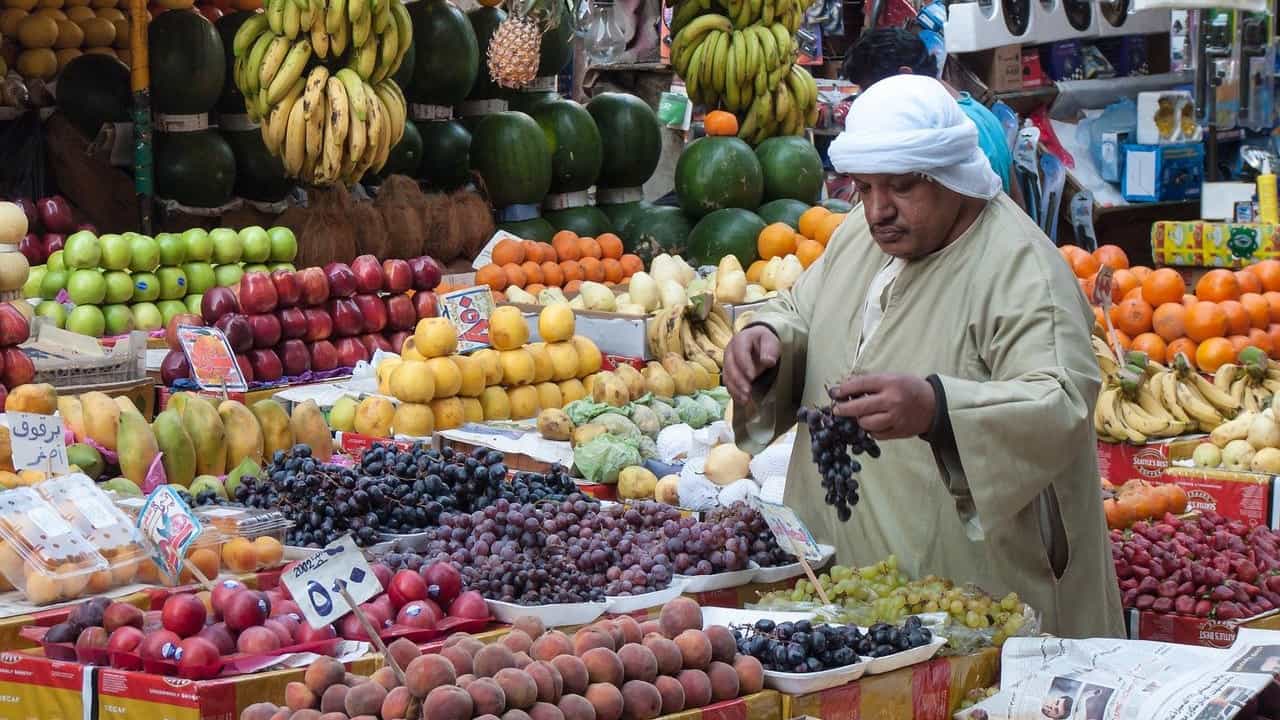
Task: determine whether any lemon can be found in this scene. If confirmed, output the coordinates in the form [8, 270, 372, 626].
[76, 15, 113, 45]
[16, 13, 57, 47]
[16, 47, 56, 79]
[53, 18, 82, 48]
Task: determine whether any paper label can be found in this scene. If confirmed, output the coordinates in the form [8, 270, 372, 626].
[750, 495, 825, 561]
[523, 76, 557, 92]
[438, 286, 496, 353]
[28, 505, 73, 538]
[597, 186, 645, 204]
[136, 486, 203, 580]
[177, 325, 249, 392]
[471, 229, 523, 270]
[154, 113, 210, 132]
[458, 99, 508, 116]
[8, 411, 68, 474]
[1092, 265, 1114, 308]
[544, 191, 590, 211]
[281, 535, 382, 629]
[409, 104, 453, 121]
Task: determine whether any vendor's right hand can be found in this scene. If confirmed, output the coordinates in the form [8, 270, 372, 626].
[724, 325, 781, 408]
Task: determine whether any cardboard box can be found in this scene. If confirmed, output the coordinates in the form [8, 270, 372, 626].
[1164, 440, 1278, 527]
[1097, 437, 1189, 484]
[0, 652, 90, 719]
[969, 45, 1024, 93]
[1126, 607, 1280, 646]
[1122, 143, 1205, 203]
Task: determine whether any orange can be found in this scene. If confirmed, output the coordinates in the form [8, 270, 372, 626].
[563, 279, 582, 295]
[1130, 332, 1167, 362]
[1109, 328, 1132, 350]
[1113, 297, 1153, 336]
[1253, 260, 1280, 292]
[1237, 269, 1263, 295]
[221, 537, 258, 573]
[1122, 287, 1145, 302]
[602, 258, 624, 283]
[1130, 266, 1153, 282]
[577, 237, 602, 259]
[534, 242, 556, 263]
[814, 213, 846, 246]
[1197, 337, 1237, 372]
[597, 233, 623, 260]
[476, 263, 506, 291]
[541, 261, 564, 288]
[797, 206, 831, 239]
[796, 239, 824, 268]
[491, 238, 525, 266]
[1229, 335, 1252, 355]
[1166, 337, 1198, 365]
[758, 223, 798, 260]
[525, 283, 546, 296]
[1248, 327, 1274, 357]
[747, 260, 768, 282]
[521, 240, 541, 263]
[552, 233, 580, 261]
[560, 260, 583, 283]
[1142, 268, 1185, 306]
[579, 256, 604, 282]
[1093, 245, 1130, 270]
[1112, 269, 1140, 301]
[1196, 268, 1241, 302]
[1265, 292, 1280, 322]
[1070, 252, 1101, 278]
[704, 110, 739, 136]
[1183, 294, 1199, 306]
[1220, 300, 1250, 335]
[1152, 303, 1187, 342]
[1185, 301, 1228, 342]
[252, 536, 284, 567]
[1241, 292, 1271, 328]
[1269, 324, 1280, 359]
[501, 263, 527, 289]
[619, 254, 643, 276]
[520, 261, 543, 286]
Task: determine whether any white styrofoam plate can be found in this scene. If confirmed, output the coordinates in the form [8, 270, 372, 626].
[699, 607, 868, 694]
[673, 567, 758, 593]
[485, 599, 609, 627]
[864, 635, 948, 675]
[606, 580, 686, 615]
[700, 606, 817, 628]
[750, 544, 837, 584]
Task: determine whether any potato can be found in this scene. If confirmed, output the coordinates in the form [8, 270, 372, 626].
[537, 408, 575, 441]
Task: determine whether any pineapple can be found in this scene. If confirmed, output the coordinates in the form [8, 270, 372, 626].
[487, 13, 542, 89]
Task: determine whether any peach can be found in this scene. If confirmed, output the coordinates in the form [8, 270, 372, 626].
[319, 684, 349, 714]
[573, 628, 614, 655]
[733, 655, 763, 695]
[551, 654, 590, 696]
[513, 616, 546, 641]
[424, 684, 474, 720]
[382, 686, 414, 719]
[387, 637, 421, 670]
[613, 616, 642, 646]
[558, 693, 596, 720]
[405, 653, 457, 699]
[515, 651, 533, 669]
[531, 631, 574, 661]
[641, 636, 681, 676]
[241, 702, 279, 720]
[658, 598, 701, 638]
[616, 644, 657, 683]
[442, 645, 474, 676]
[704, 626, 736, 664]
[638, 620, 661, 637]
[527, 660, 564, 704]
[344, 682, 388, 717]
[654, 676, 684, 715]
[707, 661, 739, 701]
[594, 622, 624, 650]
[619, 681, 661, 720]
[304, 658, 347, 695]
[370, 667, 399, 690]
[584, 683, 624, 720]
[467, 677, 507, 716]
[495, 668, 539, 710]
[581, 648, 624, 687]
[529, 701, 566, 720]
[502, 711, 533, 720]
[475, 643, 519, 677]
[502, 629, 534, 655]
[285, 681, 318, 711]
[444, 633, 485, 655]
[674, 630, 712, 670]
[676, 670, 711, 708]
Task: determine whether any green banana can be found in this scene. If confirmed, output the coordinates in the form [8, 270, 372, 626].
[347, 0, 367, 25]
[685, 40, 706, 102]
[725, 46, 740, 111]
[671, 0, 705, 36]
[326, 0, 347, 33]
[243, 32, 276, 96]
[373, 27, 398, 83]
[233, 13, 270, 57]
[283, 0, 301, 39]
[258, 36, 291, 93]
[372, 0, 391, 35]
[267, 39, 311, 105]
[267, 0, 286, 34]
[348, 35, 376, 77]
[336, 68, 368, 122]
[390, 0, 412, 70]
[671, 13, 732, 66]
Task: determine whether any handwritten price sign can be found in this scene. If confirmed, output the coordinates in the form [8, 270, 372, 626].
[8, 411, 68, 474]
[281, 535, 383, 629]
[750, 497, 826, 561]
[136, 485, 203, 580]
[439, 286, 495, 353]
[177, 325, 249, 392]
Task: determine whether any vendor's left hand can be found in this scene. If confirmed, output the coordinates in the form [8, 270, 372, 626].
[828, 373, 936, 440]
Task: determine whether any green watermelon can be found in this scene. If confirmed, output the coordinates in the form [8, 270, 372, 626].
[156, 130, 236, 208]
[508, 91, 559, 115]
[409, 0, 479, 107]
[602, 201, 652, 242]
[621, 205, 692, 264]
[415, 120, 472, 191]
[687, 208, 765, 268]
[214, 12, 254, 114]
[531, 99, 602, 194]
[367, 121, 424, 183]
[499, 217, 555, 242]
[149, 9, 225, 114]
[391, 36, 416, 90]
[757, 198, 811, 230]
[755, 136, 824, 203]
[587, 93, 662, 190]
[675, 136, 764, 218]
[822, 198, 854, 213]
[465, 6, 507, 102]
[55, 54, 130, 138]
[536, 0, 573, 77]
[544, 206, 612, 237]
[470, 111, 551, 208]
[224, 129, 292, 203]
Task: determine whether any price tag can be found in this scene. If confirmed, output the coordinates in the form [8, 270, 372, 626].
[177, 325, 249, 392]
[8, 411, 68, 474]
[281, 535, 383, 629]
[136, 486, 204, 580]
[472, 229, 523, 270]
[750, 496, 825, 561]
[409, 103, 453, 121]
[438, 286, 496, 353]
[1091, 265, 1114, 307]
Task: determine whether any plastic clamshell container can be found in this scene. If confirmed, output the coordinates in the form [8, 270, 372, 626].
[36, 473, 149, 590]
[194, 506, 293, 543]
[0, 487, 109, 604]
[111, 495, 227, 586]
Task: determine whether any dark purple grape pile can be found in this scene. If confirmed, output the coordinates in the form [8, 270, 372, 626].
[706, 502, 794, 567]
[735, 616, 932, 673]
[797, 404, 879, 522]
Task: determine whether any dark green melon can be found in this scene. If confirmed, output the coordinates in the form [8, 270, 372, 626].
[409, 0, 479, 107]
[675, 136, 764, 218]
[465, 6, 508, 101]
[223, 129, 292, 203]
[544, 206, 612, 237]
[755, 136, 824, 203]
[586, 92, 662, 190]
[214, 11, 254, 114]
[498, 216, 555, 242]
[156, 130, 236, 208]
[756, 198, 811, 230]
[536, 0, 574, 77]
[470, 111, 551, 208]
[55, 54, 130, 138]
[530, 99, 602, 194]
[822, 198, 854, 212]
[687, 208, 765, 268]
[149, 9, 225, 114]
[415, 120, 472, 191]
[367, 121, 424, 183]
[601, 200, 651, 241]
[391, 36, 416, 90]
[507, 91, 559, 115]
[621, 205, 692, 264]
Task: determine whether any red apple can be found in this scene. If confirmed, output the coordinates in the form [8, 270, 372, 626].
[422, 562, 463, 606]
[296, 623, 337, 644]
[271, 599, 301, 619]
[236, 353, 255, 383]
[387, 331, 411, 353]
[162, 593, 208, 638]
[270, 270, 300, 308]
[210, 579, 246, 616]
[448, 590, 489, 620]
[334, 337, 368, 368]
[195, 623, 235, 654]
[176, 636, 221, 679]
[138, 630, 182, 661]
[354, 293, 388, 333]
[236, 625, 282, 654]
[75, 626, 109, 663]
[0, 304, 29, 347]
[387, 569, 429, 609]
[239, 271, 279, 314]
[76, 222, 97, 234]
[303, 307, 332, 341]
[248, 349, 283, 383]
[103, 602, 144, 632]
[19, 233, 44, 264]
[106, 625, 144, 654]
[337, 612, 370, 640]
[14, 198, 37, 229]
[37, 195, 74, 233]
[42, 233, 64, 255]
[370, 562, 393, 590]
[395, 599, 442, 629]
[351, 254, 384, 294]
[360, 333, 391, 356]
[409, 256, 444, 291]
[385, 294, 416, 331]
[247, 313, 282, 349]
[165, 312, 203, 350]
[323, 262, 357, 298]
[201, 286, 240, 324]
[328, 298, 362, 337]
[160, 349, 192, 385]
[383, 259, 412, 294]
[262, 618, 295, 646]
[1, 348, 34, 387]
[414, 290, 438, 319]
[223, 589, 269, 632]
[214, 313, 253, 353]
[370, 594, 395, 620]
[297, 267, 330, 306]
[277, 339, 311, 376]
[277, 307, 307, 339]
[310, 340, 338, 371]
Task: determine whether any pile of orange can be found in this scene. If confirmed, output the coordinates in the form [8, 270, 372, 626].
[1063, 244, 1280, 373]
[749, 206, 845, 280]
[474, 231, 643, 296]
[1102, 478, 1188, 530]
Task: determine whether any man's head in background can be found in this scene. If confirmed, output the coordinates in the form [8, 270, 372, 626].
[841, 28, 938, 89]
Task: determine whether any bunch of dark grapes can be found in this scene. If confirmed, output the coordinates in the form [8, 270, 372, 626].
[706, 502, 793, 567]
[797, 404, 879, 522]
[735, 616, 932, 673]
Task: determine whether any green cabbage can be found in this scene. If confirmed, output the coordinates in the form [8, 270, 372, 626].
[563, 399, 629, 426]
[675, 396, 712, 428]
[573, 434, 642, 484]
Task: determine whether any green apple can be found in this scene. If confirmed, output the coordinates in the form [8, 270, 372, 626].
[209, 227, 242, 264]
[239, 225, 271, 263]
[158, 300, 188, 325]
[182, 262, 216, 294]
[34, 300, 66, 328]
[103, 270, 134, 304]
[102, 477, 141, 496]
[189, 474, 227, 500]
[98, 234, 132, 270]
[156, 232, 188, 266]
[267, 226, 297, 262]
[182, 228, 213, 262]
[130, 301, 163, 331]
[328, 396, 357, 431]
[39, 269, 67, 299]
[47, 250, 65, 273]
[214, 264, 244, 287]
[243, 263, 269, 275]
[67, 268, 106, 305]
[129, 235, 160, 272]
[102, 303, 135, 335]
[66, 304, 106, 337]
[185, 293, 203, 315]
[268, 262, 297, 272]
[157, 267, 188, 300]
[23, 266, 46, 299]
[63, 231, 101, 269]
[132, 272, 160, 302]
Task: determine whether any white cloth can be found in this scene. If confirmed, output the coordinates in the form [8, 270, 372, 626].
[856, 257, 905, 361]
[828, 75, 1002, 200]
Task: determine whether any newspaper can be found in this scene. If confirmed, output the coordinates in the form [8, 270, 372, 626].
[957, 629, 1280, 720]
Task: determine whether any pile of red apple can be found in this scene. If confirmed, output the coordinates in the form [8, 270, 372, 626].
[1113, 511, 1280, 621]
[159, 254, 443, 385]
[0, 303, 34, 401]
[13, 195, 96, 267]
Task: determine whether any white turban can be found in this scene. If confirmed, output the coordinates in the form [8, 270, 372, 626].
[828, 74, 1002, 200]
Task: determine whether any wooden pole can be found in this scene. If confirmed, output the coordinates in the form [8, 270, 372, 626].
[128, 0, 153, 234]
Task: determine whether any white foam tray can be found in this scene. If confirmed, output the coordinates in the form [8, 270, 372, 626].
[606, 580, 687, 614]
[485, 599, 609, 627]
[750, 545, 836, 584]
[674, 567, 759, 593]
[864, 635, 948, 675]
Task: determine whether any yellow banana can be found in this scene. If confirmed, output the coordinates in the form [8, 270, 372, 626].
[233, 13, 270, 57]
[284, 94, 307, 176]
[347, 0, 367, 25]
[1189, 371, 1240, 414]
[310, 7, 330, 59]
[258, 36, 291, 93]
[326, 0, 347, 33]
[323, 76, 350, 184]
[267, 0, 286, 34]
[1176, 380, 1225, 427]
[267, 39, 312, 105]
[283, 0, 301, 39]
[264, 76, 304, 156]
[302, 66, 329, 167]
[243, 32, 275, 96]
